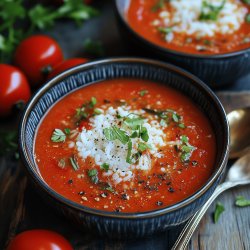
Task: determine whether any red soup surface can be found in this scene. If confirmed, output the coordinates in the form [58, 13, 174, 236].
[127, 0, 250, 54]
[35, 79, 216, 213]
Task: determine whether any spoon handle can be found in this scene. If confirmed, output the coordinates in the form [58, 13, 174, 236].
[171, 181, 244, 250]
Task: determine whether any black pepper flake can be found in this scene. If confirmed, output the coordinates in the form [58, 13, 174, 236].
[78, 191, 85, 195]
[104, 99, 111, 104]
[166, 182, 171, 186]
[115, 207, 121, 213]
[156, 201, 163, 206]
[168, 187, 175, 193]
[68, 179, 73, 184]
[192, 161, 198, 166]
[121, 193, 129, 200]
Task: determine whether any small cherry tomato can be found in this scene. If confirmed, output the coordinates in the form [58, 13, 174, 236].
[14, 35, 64, 87]
[0, 64, 31, 117]
[7, 230, 73, 250]
[48, 58, 88, 79]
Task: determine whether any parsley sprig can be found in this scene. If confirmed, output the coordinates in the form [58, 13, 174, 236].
[51, 129, 66, 142]
[0, 0, 99, 62]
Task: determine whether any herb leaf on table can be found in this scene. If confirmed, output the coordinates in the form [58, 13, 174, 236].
[0, 0, 99, 62]
[213, 202, 225, 223]
[235, 196, 250, 207]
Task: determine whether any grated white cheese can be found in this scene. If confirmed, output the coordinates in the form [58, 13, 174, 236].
[76, 106, 166, 184]
[155, 0, 248, 41]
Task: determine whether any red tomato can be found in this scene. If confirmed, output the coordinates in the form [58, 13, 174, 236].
[7, 230, 73, 250]
[48, 58, 88, 79]
[0, 64, 31, 117]
[14, 35, 64, 87]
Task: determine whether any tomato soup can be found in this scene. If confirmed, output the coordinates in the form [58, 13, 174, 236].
[127, 0, 250, 54]
[35, 79, 216, 213]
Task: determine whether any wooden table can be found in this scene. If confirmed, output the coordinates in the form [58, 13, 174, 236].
[1, 1, 250, 249]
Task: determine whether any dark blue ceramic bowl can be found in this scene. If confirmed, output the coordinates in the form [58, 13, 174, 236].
[19, 58, 229, 238]
[115, 0, 250, 88]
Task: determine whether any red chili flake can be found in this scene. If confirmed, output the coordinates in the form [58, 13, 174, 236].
[79, 120, 92, 131]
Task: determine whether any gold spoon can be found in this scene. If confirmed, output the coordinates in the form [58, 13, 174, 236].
[228, 107, 250, 159]
[172, 153, 250, 250]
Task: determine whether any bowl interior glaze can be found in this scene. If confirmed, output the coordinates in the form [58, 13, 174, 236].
[20, 58, 229, 218]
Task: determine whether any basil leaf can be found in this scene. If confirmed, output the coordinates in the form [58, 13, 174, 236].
[126, 139, 132, 164]
[235, 196, 250, 207]
[124, 117, 144, 130]
[103, 126, 129, 145]
[140, 126, 149, 142]
[138, 143, 152, 152]
[214, 202, 225, 223]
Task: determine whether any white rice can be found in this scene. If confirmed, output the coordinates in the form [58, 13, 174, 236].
[154, 0, 248, 41]
[76, 106, 166, 184]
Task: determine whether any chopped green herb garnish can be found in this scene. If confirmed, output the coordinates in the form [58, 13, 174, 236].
[138, 142, 152, 152]
[58, 158, 66, 169]
[69, 156, 79, 171]
[88, 169, 97, 177]
[157, 26, 173, 34]
[64, 128, 71, 135]
[94, 108, 102, 115]
[101, 163, 109, 172]
[139, 89, 148, 97]
[180, 135, 188, 143]
[130, 131, 138, 138]
[51, 129, 66, 142]
[151, 0, 168, 12]
[179, 135, 196, 163]
[99, 182, 115, 193]
[90, 97, 97, 108]
[235, 196, 250, 207]
[160, 119, 167, 127]
[103, 126, 129, 145]
[124, 117, 144, 130]
[214, 202, 225, 223]
[75, 108, 88, 120]
[172, 113, 180, 123]
[246, 14, 250, 23]
[243, 0, 250, 5]
[199, 0, 226, 21]
[126, 139, 133, 164]
[88, 169, 98, 184]
[140, 126, 149, 142]
[203, 39, 212, 46]
[178, 123, 185, 129]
